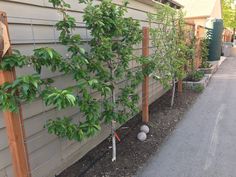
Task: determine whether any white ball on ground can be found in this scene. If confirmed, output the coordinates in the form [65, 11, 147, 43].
[140, 125, 150, 134]
[137, 131, 147, 141]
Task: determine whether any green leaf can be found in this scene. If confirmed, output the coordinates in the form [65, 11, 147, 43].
[88, 79, 98, 86]
[46, 48, 53, 59]
[42, 87, 77, 109]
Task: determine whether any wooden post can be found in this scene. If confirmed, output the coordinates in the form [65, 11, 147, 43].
[177, 80, 183, 93]
[195, 26, 201, 69]
[142, 27, 149, 123]
[0, 12, 31, 177]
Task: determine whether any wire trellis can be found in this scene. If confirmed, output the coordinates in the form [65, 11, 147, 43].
[0, 13, 196, 177]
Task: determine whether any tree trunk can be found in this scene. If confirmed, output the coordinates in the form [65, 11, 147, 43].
[171, 79, 176, 107]
[232, 28, 235, 42]
[111, 120, 116, 162]
[111, 69, 116, 162]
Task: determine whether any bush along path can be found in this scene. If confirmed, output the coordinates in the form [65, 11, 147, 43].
[183, 57, 226, 92]
[136, 57, 236, 177]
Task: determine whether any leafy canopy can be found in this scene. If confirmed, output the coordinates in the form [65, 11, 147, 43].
[0, 0, 144, 142]
[222, 0, 236, 29]
[147, 4, 189, 88]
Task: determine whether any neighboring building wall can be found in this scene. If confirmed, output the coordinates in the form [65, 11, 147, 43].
[0, 0, 165, 177]
[184, 0, 222, 36]
[210, 0, 222, 19]
[187, 18, 207, 28]
[178, 0, 222, 32]
[176, 0, 216, 18]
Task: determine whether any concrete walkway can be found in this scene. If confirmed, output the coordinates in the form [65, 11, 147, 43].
[136, 57, 236, 177]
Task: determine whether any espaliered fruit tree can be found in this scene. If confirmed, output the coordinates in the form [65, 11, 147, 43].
[147, 4, 191, 106]
[0, 0, 145, 161]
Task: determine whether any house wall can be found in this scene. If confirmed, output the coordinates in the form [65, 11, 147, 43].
[210, 0, 222, 19]
[192, 18, 208, 27]
[185, 18, 208, 36]
[0, 1, 165, 177]
[181, 0, 222, 33]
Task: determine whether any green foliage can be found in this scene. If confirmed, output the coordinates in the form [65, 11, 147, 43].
[192, 84, 204, 93]
[14, 74, 42, 101]
[33, 47, 63, 73]
[42, 88, 77, 110]
[147, 4, 188, 88]
[83, 0, 142, 124]
[0, 0, 143, 144]
[0, 86, 19, 112]
[46, 117, 101, 140]
[186, 70, 204, 82]
[222, 0, 236, 29]
[200, 30, 211, 68]
[0, 51, 28, 71]
[0, 74, 43, 112]
[200, 39, 211, 68]
[186, 36, 196, 73]
[49, 0, 70, 8]
[46, 117, 84, 141]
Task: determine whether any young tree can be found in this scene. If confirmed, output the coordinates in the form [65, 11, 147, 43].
[82, 0, 143, 161]
[0, 0, 144, 161]
[222, 0, 236, 36]
[148, 4, 188, 107]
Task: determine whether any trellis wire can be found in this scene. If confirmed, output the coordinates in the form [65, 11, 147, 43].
[1, 13, 197, 176]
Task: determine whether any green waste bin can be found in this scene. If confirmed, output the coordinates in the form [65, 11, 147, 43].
[208, 19, 224, 61]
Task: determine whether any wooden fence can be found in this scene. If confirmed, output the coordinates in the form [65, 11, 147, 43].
[0, 11, 31, 177]
[223, 28, 233, 42]
[0, 12, 203, 177]
[195, 25, 209, 69]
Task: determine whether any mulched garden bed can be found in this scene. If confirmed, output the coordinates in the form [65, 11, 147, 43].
[57, 89, 200, 177]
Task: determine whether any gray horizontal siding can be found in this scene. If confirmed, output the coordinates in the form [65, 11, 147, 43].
[0, 129, 8, 151]
[0, 113, 5, 129]
[0, 111, 12, 177]
[0, 1, 165, 177]
[0, 148, 11, 172]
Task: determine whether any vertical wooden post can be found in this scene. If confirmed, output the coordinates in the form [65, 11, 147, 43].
[177, 80, 183, 93]
[142, 27, 149, 123]
[0, 12, 31, 177]
[195, 26, 201, 69]
[196, 25, 206, 69]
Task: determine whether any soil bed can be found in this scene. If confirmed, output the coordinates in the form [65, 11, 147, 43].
[57, 89, 199, 177]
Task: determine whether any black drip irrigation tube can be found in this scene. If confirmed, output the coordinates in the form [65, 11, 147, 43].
[57, 117, 141, 177]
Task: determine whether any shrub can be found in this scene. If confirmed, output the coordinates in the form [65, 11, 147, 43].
[186, 70, 204, 82]
[192, 84, 204, 93]
[200, 30, 212, 68]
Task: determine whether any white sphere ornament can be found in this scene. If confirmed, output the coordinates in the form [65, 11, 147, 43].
[137, 132, 147, 141]
[140, 125, 150, 134]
